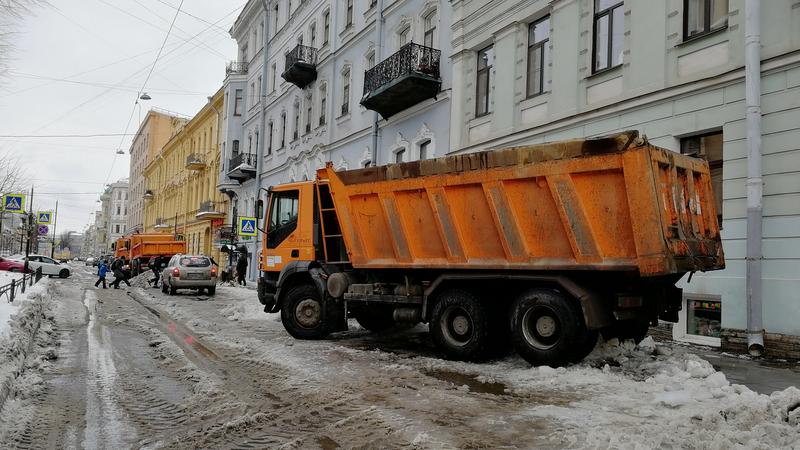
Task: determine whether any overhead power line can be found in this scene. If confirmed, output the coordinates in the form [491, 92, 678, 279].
[0, 133, 138, 138]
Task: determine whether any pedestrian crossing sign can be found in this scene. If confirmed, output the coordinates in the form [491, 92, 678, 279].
[37, 211, 53, 224]
[2, 194, 25, 214]
[238, 217, 257, 237]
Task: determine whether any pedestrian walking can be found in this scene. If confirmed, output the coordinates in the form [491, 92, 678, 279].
[94, 260, 108, 289]
[236, 253, 248, 286]
[111, 256, 132, 289]
[147, 256, 163, 288]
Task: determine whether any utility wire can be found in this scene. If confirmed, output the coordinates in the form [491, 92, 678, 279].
[0, 133, 138, 138]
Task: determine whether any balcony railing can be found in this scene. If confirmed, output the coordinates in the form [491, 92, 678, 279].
[185, 153, 206, 170]
[196, 200, 225, 220]
[361, 42, 442, 119]
[282, 45, 318, 88]
[154, 217, 170, 229]
[143, 189, 154, 200]
[227, 152, 257, 182]
[226, 61, 249, 75]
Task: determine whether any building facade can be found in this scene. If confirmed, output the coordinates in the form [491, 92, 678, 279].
[96, 178, 129, 253]
[127, 109, 188, 235]
[448, 0, 800, 352]
[143, 91, 227, 264]
[220, 0, 453, 279]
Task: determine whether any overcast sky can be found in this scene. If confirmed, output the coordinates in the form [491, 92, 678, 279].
[0, 0, 241, 234]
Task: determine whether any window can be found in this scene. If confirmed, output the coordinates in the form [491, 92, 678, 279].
[319, 86, 327, 125]
[395, 149, 405, 163]
[398, 26, 410, 47]
[116, 206, 120, 215]
[248, 134, 253, 152]
[270, 63, 276, 92]
[273, 4, 279, 32]
[267, 121, 274, 155]
[368, 0, 376, 9]
[527, 16, 550, 97]
[266, 190, 299, 248]
[419, 140, 430, 160]
[310, 22, 317, 48]
[686, 296, 722, 338]
[115, 224, 120, 233]
[681, 131, 723, 226]
[293, 102, 300, 140]
[298, 35, 303, 47]
[234, 89, 243, 116]
[306, 94, 313, 133]
[250, 81, 255, 106]
[346, 0, 353, 28]
[257, 75, 262, 100]
[255, 131, 259, 152]
[281, 113, 286, 147]
[366, 51, 375, 69]
[476, 46, 494, 117]
[232, 139, 240, 155]
[259, 21, 264, 47]
[323, 10, 330, 44]
[423, 10, 437, 48]
[341, 68, 351, 116]
[684, 0, 728, 40]
[593, 0, 624, 72]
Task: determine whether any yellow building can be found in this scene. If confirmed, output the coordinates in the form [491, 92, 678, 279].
[143, 89, 228, 263]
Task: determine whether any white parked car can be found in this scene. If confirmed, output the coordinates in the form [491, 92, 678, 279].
[8, 254, 71, 278]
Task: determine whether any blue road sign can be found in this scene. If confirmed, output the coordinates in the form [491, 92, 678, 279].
[238, 217, 257, 237]
[38, 225, 49, 235]
[2, 194, 25, 214]
[37, 211, 52, 224]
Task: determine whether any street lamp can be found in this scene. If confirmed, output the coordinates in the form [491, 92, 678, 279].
[139, 92, 151, 101]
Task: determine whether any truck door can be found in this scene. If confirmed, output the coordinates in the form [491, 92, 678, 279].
[264, 183, 315, 273]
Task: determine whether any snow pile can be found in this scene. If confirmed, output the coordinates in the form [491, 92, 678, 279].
[0, 274, 47, 338]
[128, 272, 157, 289]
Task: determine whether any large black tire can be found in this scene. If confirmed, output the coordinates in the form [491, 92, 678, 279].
[601, 320, 650, 344]
[430, 289, 492, 361]
[510, 289, 590, 367]
[59, 269, 70, 279]
[169, 281, 177, 296]
[207, 286, 216, 296]
[281, 284, 329, 340]
[9, 268, 18, 273]
[353, 305, 395, 332]
[161, 282, 168, 294]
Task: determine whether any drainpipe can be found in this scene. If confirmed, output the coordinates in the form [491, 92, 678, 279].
[370, 0, 385, 167]
[254, 0, 271, 280]
[745, 0, 764, 356]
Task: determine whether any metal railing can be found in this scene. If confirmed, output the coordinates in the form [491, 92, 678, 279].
[286, 44, 318, 68]
[363, 43, 441, 94]
[226, 61, 249, 75]
[186, 153, 203, 166]
[229, 152, 257, 169]
[0, 267, 43, 303]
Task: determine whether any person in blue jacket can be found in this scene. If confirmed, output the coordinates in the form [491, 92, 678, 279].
[94, 261, 108, 289]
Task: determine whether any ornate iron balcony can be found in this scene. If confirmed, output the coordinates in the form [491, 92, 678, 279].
[361, 43, 442, 119]
[227, 153, 257, 182]
[282, 45, 318, 88]
[226, 61, 249, 75]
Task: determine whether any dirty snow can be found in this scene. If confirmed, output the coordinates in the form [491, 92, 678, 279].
[0, 272, 47, 338]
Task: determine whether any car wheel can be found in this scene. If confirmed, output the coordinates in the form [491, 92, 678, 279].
[280, 283, 329, 340]
[59, 269, 70, 278]
[429, 289, 493, 361]
[161, 282, 168, 294]
[168, 281, 177, 296]
[9, 268, 18, 273]
[207, 286, 216, 296]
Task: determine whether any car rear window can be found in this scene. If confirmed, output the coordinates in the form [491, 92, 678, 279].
[179, 257, 210, 267]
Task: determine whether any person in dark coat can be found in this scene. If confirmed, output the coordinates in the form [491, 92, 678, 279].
[94, 261, 108, 289]
[236, 253, 248, 286]
[147, 256, 163, 288]
[111, 256, 132, 289]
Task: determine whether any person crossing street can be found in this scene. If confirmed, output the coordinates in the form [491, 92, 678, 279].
[94, 260, 108, 289]
[111, 256, 132, 289]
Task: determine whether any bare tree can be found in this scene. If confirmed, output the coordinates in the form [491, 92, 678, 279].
[0, 151, 28, 195]
[0, 0, 46, 77]
[58, 230, 73, 250]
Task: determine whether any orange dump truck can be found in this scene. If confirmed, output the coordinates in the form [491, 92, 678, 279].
[257, 131, 724, 366]
[113, 234, 186, 274]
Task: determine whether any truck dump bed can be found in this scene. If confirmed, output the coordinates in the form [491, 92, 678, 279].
[319, 131, 724, 277]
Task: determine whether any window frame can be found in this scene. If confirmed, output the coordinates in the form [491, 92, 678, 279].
[592, 0, 624, 74]
[233, 89, 244, 116]
[682, 0, 728, 41]
[423, 10, 437, 48]
[475, 45, 494, 118]
[346, 0, 354, 28]
[527, 15, 550, 98]
[266, 189, 300, 249]
[323, 10, 330, 44]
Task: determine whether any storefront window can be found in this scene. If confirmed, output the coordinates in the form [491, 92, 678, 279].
[686, 299, 721, 337]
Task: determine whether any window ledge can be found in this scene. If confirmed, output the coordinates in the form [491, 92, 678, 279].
[677, 26, 728, 48]
[469, 112, 493, 127]
[587, 64, 622, 80]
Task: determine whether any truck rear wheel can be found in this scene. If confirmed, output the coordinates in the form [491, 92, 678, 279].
[281, 284, 329, 340]
[510, 289, 589, 367]
[353, 305, 395, 332]
[430, 289, 491, 361]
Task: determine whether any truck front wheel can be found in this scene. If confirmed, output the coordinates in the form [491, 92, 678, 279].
[430, 289, 492, 361]
[510, 289, 589, 367]
[281, 284, 329, 340]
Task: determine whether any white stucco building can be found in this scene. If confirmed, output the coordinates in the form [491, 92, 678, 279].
[220, 0, 452, 279]
[97, 178, 129, 253]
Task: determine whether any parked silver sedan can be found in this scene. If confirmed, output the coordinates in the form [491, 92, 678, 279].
[161, 254, 218, 295]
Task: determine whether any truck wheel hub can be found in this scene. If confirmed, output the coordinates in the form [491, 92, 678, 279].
[535, 316, 556, 337]
[452, 315, 470, 336]
[296, 299, 321, 328]
[522, 306, 561, 350]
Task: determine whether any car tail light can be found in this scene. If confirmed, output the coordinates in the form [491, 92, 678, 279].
[172, 267, 180, 278]
[210, 266, 217, 276]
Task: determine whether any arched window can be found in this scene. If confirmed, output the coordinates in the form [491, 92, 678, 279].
[398, 25, 411, 48]
[366, 49, 376, 69]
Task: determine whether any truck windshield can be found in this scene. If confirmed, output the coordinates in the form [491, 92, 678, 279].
[267, 190, 299, 249]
